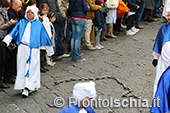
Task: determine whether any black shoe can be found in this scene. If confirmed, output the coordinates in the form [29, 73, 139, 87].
[40, 67, 46, 73]
[117, 28, 124, 32]
[113, 31, 119, 35]
[148, 18, 157, 22]
[0, 88, 4, 91]
[53, 57, 62, 62]
[153, 15, 161, 18]
[42, 67, 49, 71]
[0, 82, 10, 89]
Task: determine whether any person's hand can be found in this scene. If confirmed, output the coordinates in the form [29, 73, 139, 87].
[0, 41, 7, 47]
[136, 6, 140, 9]
[10, 19, 18, 25]
[98, 6, 102, 11]
[152, 59, 158, 67]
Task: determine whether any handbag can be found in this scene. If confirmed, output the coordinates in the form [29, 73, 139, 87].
[117, 0, 130, 18]
[0, 30, 5, 39]
[106, 0, 119, 9]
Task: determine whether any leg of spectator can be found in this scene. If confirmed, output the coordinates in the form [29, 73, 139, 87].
[84, 19, 92, 47]
[74, 19, 86, 61]
[54, 21, 65, 56]
[153, 0, 161, 17]
[135, 1, 145, 28]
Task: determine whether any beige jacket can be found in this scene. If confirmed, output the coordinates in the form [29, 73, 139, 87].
[58, 0, 67, 20]
[0, 14, 12, 35]
[106, 0, 119, 9]
[87, 0, 102, 20]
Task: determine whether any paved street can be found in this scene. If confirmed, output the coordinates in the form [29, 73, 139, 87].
[0, 18, 165, 113]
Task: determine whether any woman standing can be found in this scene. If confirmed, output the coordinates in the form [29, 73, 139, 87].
[68, 0, 90, 62]
[0, 0, 17, 90]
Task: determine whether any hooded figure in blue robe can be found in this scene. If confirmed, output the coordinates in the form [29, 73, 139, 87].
[1, 6, 54, 97]
[151, 11, 170, 112]
[151, 41, 170, 112]
[152, 11, 170, 97]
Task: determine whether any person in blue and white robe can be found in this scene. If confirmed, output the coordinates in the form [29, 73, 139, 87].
[152, 11, 170, 97]
[150, 41, 170, 113]
[1, 6, 54, 96]
[59, 81, 96, 113]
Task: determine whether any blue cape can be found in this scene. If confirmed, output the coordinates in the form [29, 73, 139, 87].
[9, 18, 52, 48]
[59, 104, 95, 113]
[153, 23, 170, 54]
[150, 66, 170, 113]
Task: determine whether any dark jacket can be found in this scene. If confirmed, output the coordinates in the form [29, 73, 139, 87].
[93, 10, 104, 30]
[36, 0, 63, 23]
[145, 0, 155, 10]
[127, 0, 138, 12]
[7, 7, 23, 33]
[68, 0, 90, 18]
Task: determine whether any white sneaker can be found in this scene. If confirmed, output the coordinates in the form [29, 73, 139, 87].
[126, 29, 136, 36]
[94, 45, 101, 50]
[131, 27, 140, 33]
[22, 89, 29, 97]
[98, 44, 104, 49]
[58, 53, 70, 58]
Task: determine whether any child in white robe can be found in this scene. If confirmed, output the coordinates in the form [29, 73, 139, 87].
[0, 6, 54, 97]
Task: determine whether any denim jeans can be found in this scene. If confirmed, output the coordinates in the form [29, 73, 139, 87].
[135, 1, 145, 26]
[153, 0, 161, 16]
[66, 17, 72, 47]
[71, 19, 86, 61]
[54, 21, 65, 56]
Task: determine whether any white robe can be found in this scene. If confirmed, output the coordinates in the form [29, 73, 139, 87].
[3, 22, 54, 91]
[153, 41, 170, 97]
[106, 9, 117, 24]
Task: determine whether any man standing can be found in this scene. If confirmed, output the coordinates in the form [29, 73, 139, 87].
[152, 11, 170, 97]
[83, 0, 102, 50]
[3, 0, 23, 83]
[0, 6, 54, 96]
[54, 0, 70, 58]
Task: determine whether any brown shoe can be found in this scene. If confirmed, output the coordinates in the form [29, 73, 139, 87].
[87, 45, 97, 50]
[135, 25, 144, 29]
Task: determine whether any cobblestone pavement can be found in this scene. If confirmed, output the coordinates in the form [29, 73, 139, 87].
[0, 18, 165, 113]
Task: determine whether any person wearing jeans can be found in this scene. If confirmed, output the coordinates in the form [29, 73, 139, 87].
[135, 0, 145, 29]
[153, 0, 161, 17]
[68, 0, 90, 61]
[71, 19, 86, 61]
[54, 21, 65, 56]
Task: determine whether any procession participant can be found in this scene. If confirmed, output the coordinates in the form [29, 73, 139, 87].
[59, 81, 96, 113]
[152, 11, 170, 97]
[150, 41, 170, 113]
[0, 6, 54, 97]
